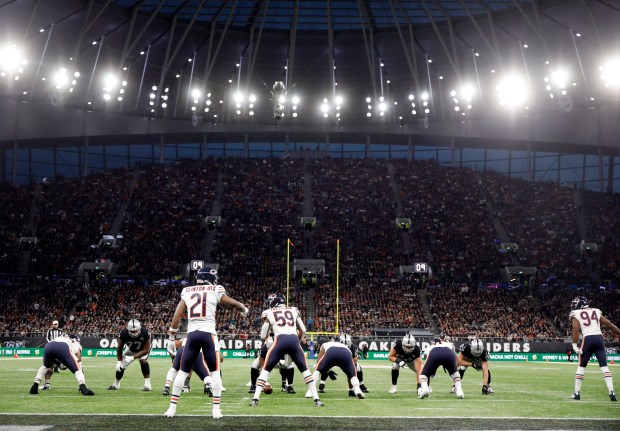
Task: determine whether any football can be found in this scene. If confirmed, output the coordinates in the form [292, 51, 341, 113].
[263, 382, 273, 395]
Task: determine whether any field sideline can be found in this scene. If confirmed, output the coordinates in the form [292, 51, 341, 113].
[1, 357, 618, 430]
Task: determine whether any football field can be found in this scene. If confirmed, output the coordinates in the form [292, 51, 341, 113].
[1, 356, 619, 430]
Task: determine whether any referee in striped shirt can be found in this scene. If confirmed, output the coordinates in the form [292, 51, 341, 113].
[46, 320, 64, 373]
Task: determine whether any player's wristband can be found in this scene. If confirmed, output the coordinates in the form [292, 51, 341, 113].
[168, 327, 178, 339]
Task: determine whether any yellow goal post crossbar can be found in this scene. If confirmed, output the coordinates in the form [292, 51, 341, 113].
[287, 238, 340, 342]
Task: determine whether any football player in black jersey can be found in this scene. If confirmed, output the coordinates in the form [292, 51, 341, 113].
[457, 338, 494, 395]
[387, 334, 422, 394]
[108, 319, 153, 391]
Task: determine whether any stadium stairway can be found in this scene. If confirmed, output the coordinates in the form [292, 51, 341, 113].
[97, 170, 141, 262]
[201, 168, 224, 260]
[18, 184, 42, 275]
[417, 288, 439, 334]
[388, 163, 412, 256]
[302, 161, 315, 258]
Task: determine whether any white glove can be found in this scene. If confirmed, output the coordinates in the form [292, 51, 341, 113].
[417, 386, 423, 396]
[167, 341, 177, 356]
[241, 306, 249, 316]
[116, 361, 123, 372]
[572, 343, 582, 355]
[399, 361, 407, 368]
[121, 355, 135, 368]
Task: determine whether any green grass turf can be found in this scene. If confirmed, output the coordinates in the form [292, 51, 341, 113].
[0, 356, 618, 430]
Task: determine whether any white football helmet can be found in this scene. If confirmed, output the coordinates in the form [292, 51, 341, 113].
[402, 334, 416, 353]
[338, 333, 352, 348]
[470, 338, 484, 357]
[127, 319, 141, 338]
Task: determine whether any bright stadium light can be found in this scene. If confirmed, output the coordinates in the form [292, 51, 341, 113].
[496, 74, 529, 108]
[0, 44, 27, 78]
[600, 57, 620, 87]
[550, 68, 570, 89]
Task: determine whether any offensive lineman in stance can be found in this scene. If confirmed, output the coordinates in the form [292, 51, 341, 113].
[387, 333, 423, 394]
[250, 293, 323, 407]
[418, 337, 464, 399]
[30, 334, 94, 396]
[568, 296, 620, 401]
[164, 266, 249, 418]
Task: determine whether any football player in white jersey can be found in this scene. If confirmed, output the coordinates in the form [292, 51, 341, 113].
[418, 337, 464, 399]
[29, 334, 94, 396]
[164, 266, 249, 419]
[250, 293, 324, 407]
[568, 296, 620, 401]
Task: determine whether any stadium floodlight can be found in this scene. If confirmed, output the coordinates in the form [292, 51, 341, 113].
[192, 88, 202, 99]
[0, 44, 27, 78]
[334, 95, 343, 106]
[550, 68, 570, 89]
[600, 57, 620, 87]
[496, 74, 529, 108]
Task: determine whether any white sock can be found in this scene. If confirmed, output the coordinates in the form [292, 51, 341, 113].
[74, 369, 86, 386]
[303, 370, 319, 400]
[575, 366, 585, 393]
[34, 366, 48, 384]
[254, 369, 271, 400]
[601, 366, 614, 393]
[165, 367, 178, 386]
[172, 370, 188, 399]
[144, 377, 151, 387]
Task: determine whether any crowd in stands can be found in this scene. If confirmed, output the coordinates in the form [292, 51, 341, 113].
[394, 160, 506, 283]
[1, 157, 619, 339]
[29, 171, 132, 275]
[212, 159, 306, 277]
[428, 282, 560, 339]
[0, 183, 33, 273]
[481, 171, 584, 283]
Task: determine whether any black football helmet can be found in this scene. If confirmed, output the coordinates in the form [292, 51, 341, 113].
[267, 293, 286, 308]
[196, 266, 218, 284]
[571, 296, 589, 310]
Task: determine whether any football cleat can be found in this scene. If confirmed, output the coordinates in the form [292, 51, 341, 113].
[610, 392, 617, 402]
[418, 388, 430, 399]
[314, 399, 325, 407]
[450, 384, 456, 394]
[29, 383, 39, 395]
[163, 406, 176, 418]
[162, 386, 170, 396]
[142, 385, 152, 392]
[212, 409, 223, 419]
[286, 386, 297, 394]
[487, 386, 495, 394]
[318, 383, 326, 393]
[328, 370, 338, 380]
[428, 385, 433, 394]
[107, 384, 119, 390]
[355, 389, 365, 399]
[305, 389, 312, 398]
[360, 384, 369, 393]
[221, 386, 227, 392]
[248, 385, 256, 394]
[205, 384, 213, 397]
[569, 392, 580, 400]
[181, 386, 190, 393]
[348, 390, 356, 397]
[41, 383, 51, 391]
[79, 384, 95, 396]
[250, 399, 259, 407]
[456, 389, 464, 399]
[389, 384, 398, 394]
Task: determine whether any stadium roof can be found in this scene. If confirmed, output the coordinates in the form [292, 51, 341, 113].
[0, 0, 619, 152]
